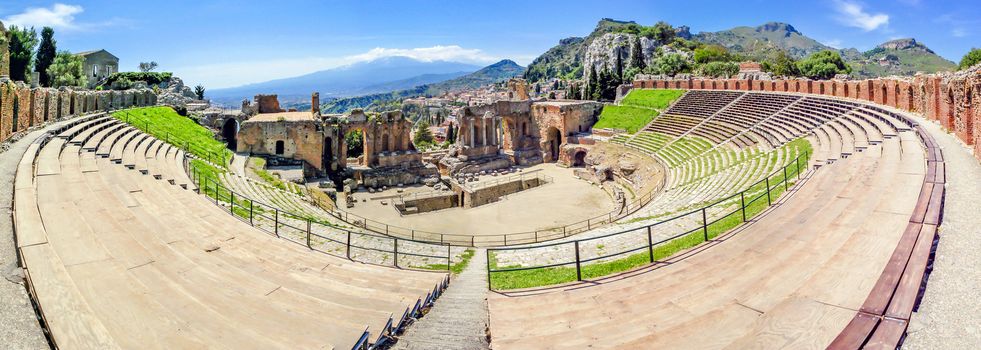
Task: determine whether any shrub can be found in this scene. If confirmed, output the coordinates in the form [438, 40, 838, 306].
[797, 50, 851, 79]
[105, 72, 173, 87]
[698, 61, 739, 78]
[959, 48, 981, 70]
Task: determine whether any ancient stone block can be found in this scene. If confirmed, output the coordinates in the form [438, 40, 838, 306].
[17, 86, 31, 132]
[0, 82, 14, 140]
[31, 88, 45, 126]
[46, 90, 57, 122]
[73, 91, 84, 115]
[112, 91, 123, 109]
[58, 90, 71, 119]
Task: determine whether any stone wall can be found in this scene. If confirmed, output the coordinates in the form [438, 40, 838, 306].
[0, 80, 157, 143]
[633, 68, 981, 162]
[463, 176, 542, 208]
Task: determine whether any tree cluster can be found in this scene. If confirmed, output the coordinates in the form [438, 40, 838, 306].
[960, 48, 981, 70]
[4, 25, 90, 87]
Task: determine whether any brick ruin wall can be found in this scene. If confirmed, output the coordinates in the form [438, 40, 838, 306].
[633, 69, 981, 162]
[0, 81, 157, 143]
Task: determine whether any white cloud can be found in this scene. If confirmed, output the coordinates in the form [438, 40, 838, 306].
[952, 28, 968, 38]
[833, 0, 890, 31]
[2, 3, 83, 30]
[345, 45, 498, 64]
[821, 39, 844, 49]
[174, 45, 504, 89]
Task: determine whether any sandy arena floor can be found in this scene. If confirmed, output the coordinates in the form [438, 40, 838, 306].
[340, 163, 616, 237]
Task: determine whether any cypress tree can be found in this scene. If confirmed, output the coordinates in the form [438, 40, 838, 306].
[35, 27, 56, 86]
[630, 36, 646, 70]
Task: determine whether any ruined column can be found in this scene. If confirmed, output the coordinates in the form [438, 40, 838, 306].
[0, 81, 13, 140]
[31, 88, 45, 126]
[469, 119, 474, 147]
[311, 92, 320, 115]
[17, 83, 31, 132]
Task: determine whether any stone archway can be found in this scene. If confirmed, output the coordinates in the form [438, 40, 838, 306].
[221, 118, 239, 150]
[323, 136, 334, 172]
[573, 150, 587, 167]
[275, 140, 285, 155]
[545, 127, 562, 162]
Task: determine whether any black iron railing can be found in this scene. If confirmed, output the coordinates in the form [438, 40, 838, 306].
[486, 151, 810, 291]
[187, 165, 453, 271]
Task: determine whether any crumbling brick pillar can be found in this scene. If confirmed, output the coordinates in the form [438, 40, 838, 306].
[17, 86, 31, 132]
[0, 82, 14, 140]
[58, 89, 70, 119]
[31, 88, 45, 126]
[46, 90, 57, 122]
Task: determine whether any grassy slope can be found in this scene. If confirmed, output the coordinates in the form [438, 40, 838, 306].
[112, 106, 232, 167]
[594, 89, 684, 134]
[489, 138, 813, 290]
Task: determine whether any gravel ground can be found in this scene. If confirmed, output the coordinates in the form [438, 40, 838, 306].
[0, 123, 73, 349]
[901, 116, 981, 349]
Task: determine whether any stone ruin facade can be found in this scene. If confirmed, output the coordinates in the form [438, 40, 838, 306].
[236, 94, 437, 187]
[438, 99, 603, 175]
[633, 67, 981, 162]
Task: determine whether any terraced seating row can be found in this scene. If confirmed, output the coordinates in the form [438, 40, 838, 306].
[218, 172, 328, 220]
[14, 115, 448, 349]
[664, 90, 745, 118]
[490, 94, 929, 349]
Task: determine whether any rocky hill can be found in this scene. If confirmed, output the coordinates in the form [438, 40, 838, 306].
[523, 19, 955, 82]
[322, 59, 524, 113]
[694, 22, 862, 61]
[849, 38, 956, 78]
[523, 19, 640, 82]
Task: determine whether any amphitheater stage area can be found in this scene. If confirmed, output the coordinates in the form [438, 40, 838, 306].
[339, 163, 619, 237]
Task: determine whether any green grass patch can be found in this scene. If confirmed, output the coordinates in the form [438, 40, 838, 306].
[595, 105, 659, 134]
[621, 89, 685, 110]
[417, 248, 475, 273]
[112, 106, 232, 168]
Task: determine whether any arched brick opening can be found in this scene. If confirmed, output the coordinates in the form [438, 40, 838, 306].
[274, 140, 285, 155]
[966, 87, 975, 145]
[545, 127, 562, 162]
[572, 150, 587, 167]
[946, 89, 956, 130]
[221, 118, 239, 151]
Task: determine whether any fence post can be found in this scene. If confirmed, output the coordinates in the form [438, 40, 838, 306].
[740, 191, 746, 222]
[393, 238, 399, 268]
[274, 209, 279, 237]
[249, 200, 254, 225]
[346, 231, 352, 259]
[796, 154, 802, 180]
[574, 241, 582, 282]
[446, 245, 451, 272]
[783, 167, 789, 190]
[214, 181, 219, 205]
[702, 207, 708, 241]
[486, 250, 491, 290]
[765, 178, 771, 205]
[587, 219, 591, 230]
[306, 219, 311, 248]
[647, 226, 654, 263]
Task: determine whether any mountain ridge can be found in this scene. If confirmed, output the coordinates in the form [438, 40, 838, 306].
[523, 19, 955, 82]
[323, 59, 524, 113]
[208, 56, 483, 105]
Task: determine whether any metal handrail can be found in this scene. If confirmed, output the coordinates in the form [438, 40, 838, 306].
[486, 150, 809, 290]
[190, 166, 453, 271]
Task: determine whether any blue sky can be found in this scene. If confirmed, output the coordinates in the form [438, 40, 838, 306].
[1, 0, 977, 88]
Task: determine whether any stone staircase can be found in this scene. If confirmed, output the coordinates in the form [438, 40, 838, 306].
[394, 249, 490, 350]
